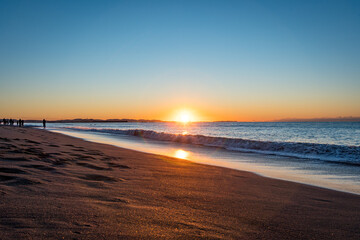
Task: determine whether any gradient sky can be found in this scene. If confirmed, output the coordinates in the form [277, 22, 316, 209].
[1, 0, 359, 121]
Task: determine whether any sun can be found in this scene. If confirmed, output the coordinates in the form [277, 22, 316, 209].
[169, 108, 200, 123]
[180, 113, 191, 123]
[176, 110, 193, 124]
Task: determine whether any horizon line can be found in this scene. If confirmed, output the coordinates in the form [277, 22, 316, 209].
[21, 116, 360, 123]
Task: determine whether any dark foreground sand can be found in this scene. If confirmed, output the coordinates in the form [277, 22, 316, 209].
[0, 126, 359, 239]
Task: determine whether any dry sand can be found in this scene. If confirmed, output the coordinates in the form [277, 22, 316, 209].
[0, 126, 359, 239]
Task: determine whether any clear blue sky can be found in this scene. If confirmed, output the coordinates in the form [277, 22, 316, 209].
[1, 0, 359, 121]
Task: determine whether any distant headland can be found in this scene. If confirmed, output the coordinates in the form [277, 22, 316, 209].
[26, 119, 164, 123]
[273, 116, 360, 122]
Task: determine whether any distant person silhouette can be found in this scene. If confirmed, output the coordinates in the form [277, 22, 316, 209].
[43, 119, 46, 128]
[19, 119, 22, 127]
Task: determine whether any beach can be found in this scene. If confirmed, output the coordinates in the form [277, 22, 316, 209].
[0, 126, 360, 239]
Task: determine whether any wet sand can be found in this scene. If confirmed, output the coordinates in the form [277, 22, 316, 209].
[0, 126, 359, 239]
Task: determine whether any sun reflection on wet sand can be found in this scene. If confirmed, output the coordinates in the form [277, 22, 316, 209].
[174, 149, 189, 159]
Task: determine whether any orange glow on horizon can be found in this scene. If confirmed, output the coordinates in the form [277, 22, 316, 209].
[2, 99, 359, 122]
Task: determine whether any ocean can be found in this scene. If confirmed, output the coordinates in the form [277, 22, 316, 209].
[29, 121, 360, 194]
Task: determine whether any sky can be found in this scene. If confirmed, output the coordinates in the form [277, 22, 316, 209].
[0, 0, 359, 121]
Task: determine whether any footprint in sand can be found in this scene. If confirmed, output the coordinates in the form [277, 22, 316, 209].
[72, 149, 87, 152]
[0, 137, 11, 142]
[0, 175, 40, 185]
[76, 162, 109, 171]
[310, 197, 332, 203]
[23, 147, 42, 154]
[0, 143, 16, 149]
[51, 159, 69, 167]
[64, 144, 76, 147]
[78, 174, 119, 182]
[20, 144, 32, 147]
[8, 149, 25, 154]
[0, 157, 30, 162]
[22, 148, 51, 159]
[21, 164, 56, 172]
[25, 140, 40, 144]
[87, 194, 129, 204]
[107, 162, 130, 169]
[10, 178, 41, 185]
[73, 222, 93, 227]
[0, 167, 27, 174]
[0, 175, 16, 182]
[101, 156, 121, 162]
[69, 153, 95, 160]
[86, 150, 105, 156]
[49, 152, 62, 156]
[47, 144, 60, 148]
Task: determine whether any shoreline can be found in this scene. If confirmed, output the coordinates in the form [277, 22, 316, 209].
[1, 126, 360, 239]
[48, 127, 360, 196]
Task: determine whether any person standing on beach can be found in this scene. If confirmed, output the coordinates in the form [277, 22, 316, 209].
[43, 119, 46, 128]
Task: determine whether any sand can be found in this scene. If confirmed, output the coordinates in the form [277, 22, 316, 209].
[0, 126, 359, 239]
